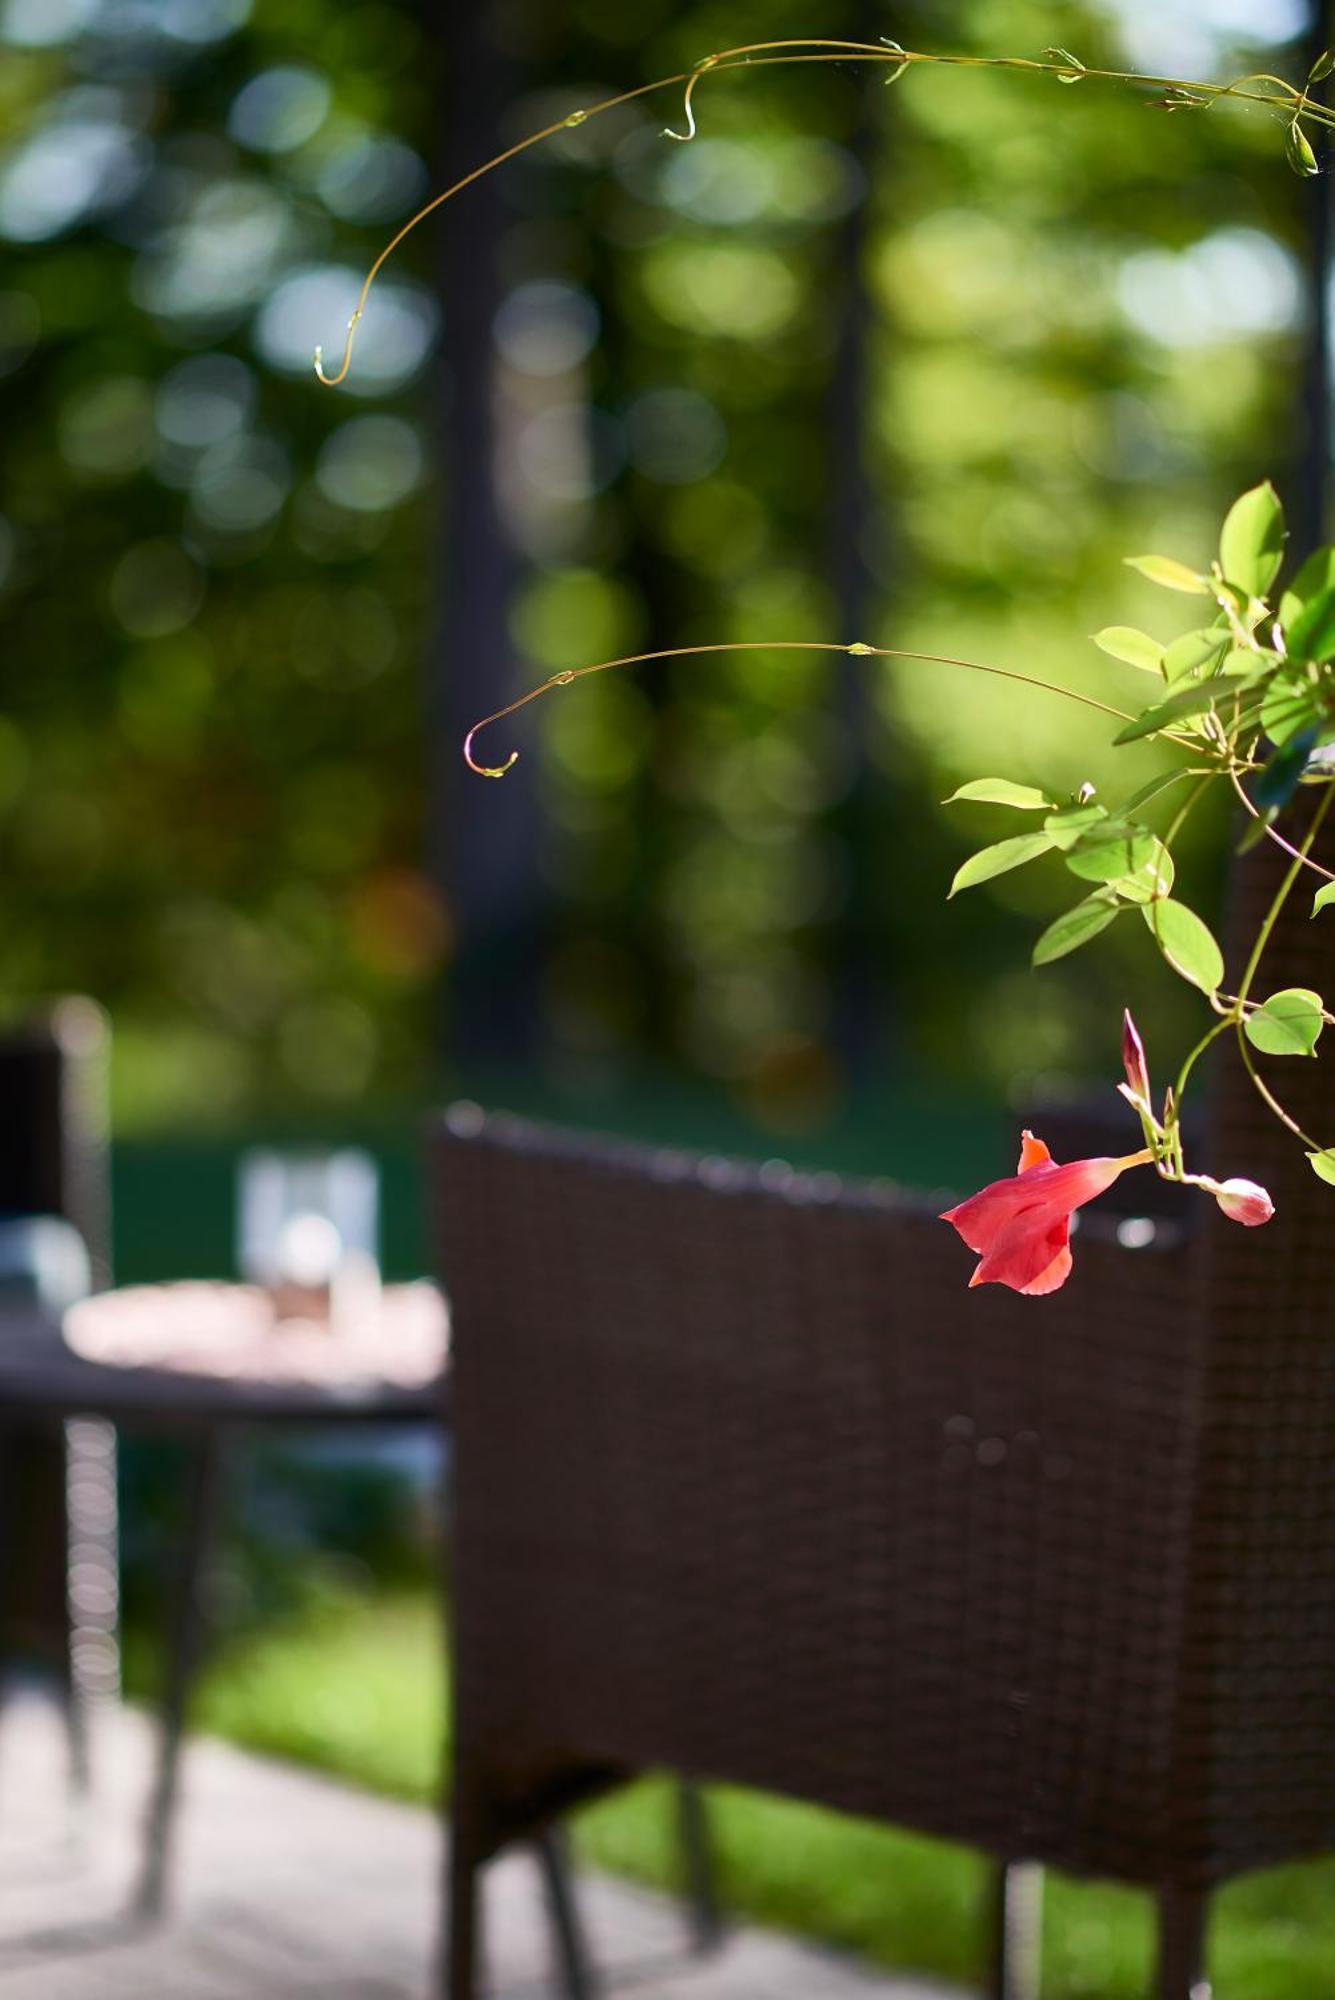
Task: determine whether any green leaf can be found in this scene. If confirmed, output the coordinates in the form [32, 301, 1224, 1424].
[1222, 647, 1276, 678]
[1244, 987, 1325, 1057]
[1260, 669, 1321, 747]
[1113, 681, 1224, 745]
[1287, 119, 1320, 177]
[1162, 628, 1228, 683]
[1064, 822, 1156, 884]
[1120, 770, 1188, 815]
[1142, 899, 1225, 994]
[1092, 626, 1163, 674]
[1279, 546, 1335, 630]
[1032, 890, 1121, 964]
[1105, 838, 1175, 906]
[1310, 50, 1335, 83]
[1042, 803, 1107, 851]
[948, 832, 1053, 898]
[1314, 883, 1335, 917]
[1285, 583, 1335, 663]
[942, 778, 1055, 810]
[1125, 554, 1212, 595]
[1219, 481, 1285, 597]
[1308, 1148, 1335, 1185]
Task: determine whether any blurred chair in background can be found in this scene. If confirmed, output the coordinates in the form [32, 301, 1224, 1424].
[0, 999, 117, 1793]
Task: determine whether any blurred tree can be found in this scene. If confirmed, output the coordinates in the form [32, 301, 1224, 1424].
[0, 0, 443, 1132]
[0, 0, 1323, 1153]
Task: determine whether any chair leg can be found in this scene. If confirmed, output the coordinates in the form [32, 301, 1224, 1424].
[1157, 1886, 1211, 2000]
[535, 1826, 599, 2000]
[445, 1822, 481, 2000]
[675, 1779, 723, 1953]
[135, 1430, 226, 1918]
[989, 1859, 1043, 2000]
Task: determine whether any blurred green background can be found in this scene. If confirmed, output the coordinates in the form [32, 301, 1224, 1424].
[1, 0, 1322, 1254]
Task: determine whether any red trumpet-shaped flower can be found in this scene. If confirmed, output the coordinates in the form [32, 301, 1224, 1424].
[941, 1130, 1153, 1296]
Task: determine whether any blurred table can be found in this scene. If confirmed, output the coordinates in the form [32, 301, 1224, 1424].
[0, 1279, 450, 1915]
[0, 1279, 448, 1425]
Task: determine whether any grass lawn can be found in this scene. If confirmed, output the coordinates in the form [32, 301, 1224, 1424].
[178, 1582, 1335, 1998]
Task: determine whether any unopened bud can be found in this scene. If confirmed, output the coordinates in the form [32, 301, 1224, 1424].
[1121, 1009, 1151, 1109]
[1208, 1177, 1275, 1228]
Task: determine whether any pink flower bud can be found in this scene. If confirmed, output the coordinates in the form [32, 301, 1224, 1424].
[1210, 1177, 1275, 1228]
[1121, 1008, 1150, 1109]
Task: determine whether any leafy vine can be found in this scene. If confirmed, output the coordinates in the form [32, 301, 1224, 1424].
[315, 34, 1335, 1276]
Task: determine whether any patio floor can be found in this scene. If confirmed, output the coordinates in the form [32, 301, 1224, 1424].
[0, 1691, 962, 1999]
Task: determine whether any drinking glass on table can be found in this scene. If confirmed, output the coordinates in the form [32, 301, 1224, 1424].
[236, 1149, 380, 1334]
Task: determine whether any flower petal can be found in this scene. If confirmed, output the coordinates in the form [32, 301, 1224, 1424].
[1017, 1129, 1054, 1173]
[968, 1211, 1071, 1293]
[1020, 1240, 1074, 1295]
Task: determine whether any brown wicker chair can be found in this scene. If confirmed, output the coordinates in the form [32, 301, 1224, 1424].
[431, 815, 1335, 2000]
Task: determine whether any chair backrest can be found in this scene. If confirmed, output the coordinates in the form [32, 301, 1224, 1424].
[1170, 803, 1335, 1883]
[433, 1107, 1223, 1885]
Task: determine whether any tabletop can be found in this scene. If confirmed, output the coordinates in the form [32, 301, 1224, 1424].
[0, 1280, 449, 1426]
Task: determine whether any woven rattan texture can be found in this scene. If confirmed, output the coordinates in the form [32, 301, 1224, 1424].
[435, 821, 1335, 1894]
[1179, 805, 1335, 1882]
[437, 1124, 1204, 1883]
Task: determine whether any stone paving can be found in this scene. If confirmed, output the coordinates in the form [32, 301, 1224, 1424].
[0, 1693, 963, 1999]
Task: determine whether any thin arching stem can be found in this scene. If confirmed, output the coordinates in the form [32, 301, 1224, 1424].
[1228, 766, 1335, 884]
[313, 39, 1323, 387]
[1235, 784, 1334, 1006]
[461, 640, 1143, 777]
[1158, 784, 1333, 1159]
[1225, 785, 1335, 1151]
[312, 72, 689, 385]
[1236, 1031, 1323, 1149]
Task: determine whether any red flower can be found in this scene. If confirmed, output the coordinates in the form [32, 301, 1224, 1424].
[941, 1130, 1152, 1296]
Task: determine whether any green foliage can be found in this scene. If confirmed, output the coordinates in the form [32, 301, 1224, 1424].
[1031, 890, 1120, 965]
[1143, 899, 1225, 996]
[1093, 627, 1162, 675]
[1113, 681, 1232, 744]
[1219, 481, 1286, 597]
[1123, 554, 1211, 595]
[948, 831, 1053, 897]
[1284, 585, 1335, 664]
[0, 1, 441, 1130]
[1244, 989, 1325, 1057]
[7, 1, 1329, 1160]
[941, 778, 1053, 809]
[1163, 628, 1229, 683]
[1063, 822, 1156, 884]
[945, 477, 1335, 1178]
